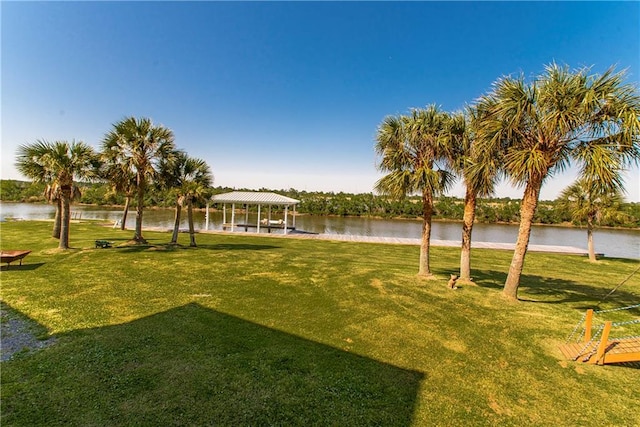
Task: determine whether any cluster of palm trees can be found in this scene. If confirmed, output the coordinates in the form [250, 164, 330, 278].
[14, 64, 639, 300]
[375, 64, 640, 300]
[16, 116, 213, 250]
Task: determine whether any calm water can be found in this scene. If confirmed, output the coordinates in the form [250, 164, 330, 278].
[1, 202, 638, 259]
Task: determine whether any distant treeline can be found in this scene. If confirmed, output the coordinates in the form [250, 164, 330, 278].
[2, 179, 639, 228]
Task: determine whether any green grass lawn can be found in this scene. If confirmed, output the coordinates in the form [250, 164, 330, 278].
[1, 220, 639, 426]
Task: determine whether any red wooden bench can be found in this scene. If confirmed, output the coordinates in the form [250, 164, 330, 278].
[1, 250, 32, 268]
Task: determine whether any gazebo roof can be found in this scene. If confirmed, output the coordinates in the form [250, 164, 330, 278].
[211, 191, 299, 206]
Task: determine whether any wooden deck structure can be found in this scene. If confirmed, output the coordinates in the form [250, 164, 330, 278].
[559, 308, 640, 365]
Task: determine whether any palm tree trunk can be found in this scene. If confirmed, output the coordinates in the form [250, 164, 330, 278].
[503, 179, 542, 300]
[171, 200, 182, 244]
[418, 191, 434, 278]
[59, 187, 71, 249]
[587, 215, 596, 262]
[52, 198, 62, 238]
[459, 185, 477, 281]
[188, 199, 196, 247]
[120, 196, 130, 230]
[133, 177, 146, 243]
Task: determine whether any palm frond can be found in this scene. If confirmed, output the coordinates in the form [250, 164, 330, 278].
[471, 63, 640, 191]
[558, 178, 626, 226]
[374, 105, 459, 200]
[101, 116, 176, 195]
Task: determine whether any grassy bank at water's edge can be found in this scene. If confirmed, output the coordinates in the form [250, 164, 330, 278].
[1, 220, 638, 425]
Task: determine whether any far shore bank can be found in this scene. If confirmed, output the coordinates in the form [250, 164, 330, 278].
[2, 200, 638, 232]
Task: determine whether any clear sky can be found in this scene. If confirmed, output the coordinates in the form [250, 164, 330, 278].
[2, 1, 639, 201]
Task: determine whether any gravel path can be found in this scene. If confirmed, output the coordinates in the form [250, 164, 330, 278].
[1, 303, 56, 362]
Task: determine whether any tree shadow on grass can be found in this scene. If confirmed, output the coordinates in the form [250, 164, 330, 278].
[110, 245, 162, 253]
[196, 243, 282, 251]
[467, 269, 507, 291]
[2, 303, 424, 426]
[471, 269, 639, 312]
[93, 237, 135, 242]
[599, 257, 640, 265]
[111, 243, 282, 253]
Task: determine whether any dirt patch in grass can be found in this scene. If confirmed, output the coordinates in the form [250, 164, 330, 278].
[488, 394, 513, 416]
[369, 278, 387, 295]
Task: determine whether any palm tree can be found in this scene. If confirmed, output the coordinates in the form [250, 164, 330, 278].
[16, 140, 97, 249]
[375, 105, 457, 277]
[155, 150, 184, 245]
[101, 161, 136, 230]
[474, 64, 640, 300]
[43, 184, 62, 238]
[43, 183, 83, 238]
[557, 179, 625, 262]
[14, 141, 63, 239]
[163, 152, 213, 246]
[450, 109, 501, 282]
[102, 117, 175, 243]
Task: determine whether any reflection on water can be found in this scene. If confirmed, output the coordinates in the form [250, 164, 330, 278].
[1, 202, 638, 259]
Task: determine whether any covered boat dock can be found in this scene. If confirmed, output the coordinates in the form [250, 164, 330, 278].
[207, 191, 300, 234]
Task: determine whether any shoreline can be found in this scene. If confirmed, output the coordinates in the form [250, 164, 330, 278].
[2, 200, 638, 232]
[3, 218, 638, 260]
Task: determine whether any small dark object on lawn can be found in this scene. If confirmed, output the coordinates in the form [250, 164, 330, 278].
[95, 240, 113, 249]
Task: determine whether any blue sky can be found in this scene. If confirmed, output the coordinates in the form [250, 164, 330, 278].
[2, 1, 639, 201]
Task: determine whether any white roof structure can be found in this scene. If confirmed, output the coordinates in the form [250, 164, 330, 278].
[208, 191, 299, 234]
[211, 191, 299, 206]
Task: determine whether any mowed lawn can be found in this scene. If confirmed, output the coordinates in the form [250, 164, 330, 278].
[1, 220, 638, 426]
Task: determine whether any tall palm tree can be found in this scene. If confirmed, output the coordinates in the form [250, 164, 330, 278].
[375, 105, 457, 277]
[163, 152, 213, 247]
[450, 109, 501, 282]
[14, 140, 63, 238]
[101, 161, 136, 230]
[155, 150, 184, 245]
[43, 184, 62, 238]
[557, 179, 625, 262]
[16, 140, 97, 249]
[102, 117, 175, 243]
[43, 183, 82, 238]
[474, 64, 640, 300]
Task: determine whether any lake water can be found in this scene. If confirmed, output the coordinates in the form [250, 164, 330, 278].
[1, 202, 638, 259]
